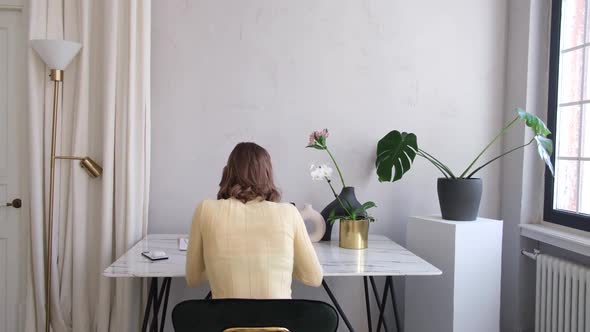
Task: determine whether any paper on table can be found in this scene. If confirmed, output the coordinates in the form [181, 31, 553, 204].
[178, 238, 188, 251]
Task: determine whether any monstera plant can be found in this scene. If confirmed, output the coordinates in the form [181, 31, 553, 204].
[375, 108, 554, 220]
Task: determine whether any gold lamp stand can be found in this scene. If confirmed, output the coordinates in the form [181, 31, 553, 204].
[31, 40, 103, 332]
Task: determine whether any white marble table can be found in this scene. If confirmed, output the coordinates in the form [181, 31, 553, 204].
[104, 234, 441, 332]
[103, 234, 441, 278]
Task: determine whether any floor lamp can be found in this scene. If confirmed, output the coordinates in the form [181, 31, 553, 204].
[30, 39, 104, 332]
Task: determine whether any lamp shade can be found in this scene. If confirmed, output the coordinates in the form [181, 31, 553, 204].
[30, 39, 82, 70]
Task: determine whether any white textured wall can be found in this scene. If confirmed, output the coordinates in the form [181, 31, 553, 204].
[150, 1, 507, 330]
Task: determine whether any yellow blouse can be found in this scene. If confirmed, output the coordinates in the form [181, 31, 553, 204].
[186, 198, 323, 299]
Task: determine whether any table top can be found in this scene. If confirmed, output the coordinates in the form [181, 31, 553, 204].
[103, 234, 442, 278]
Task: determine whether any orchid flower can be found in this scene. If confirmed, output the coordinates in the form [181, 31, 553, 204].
[310, 163, 334, 181]
[305, 128, 346, 187]
[307, 129, 330, 149]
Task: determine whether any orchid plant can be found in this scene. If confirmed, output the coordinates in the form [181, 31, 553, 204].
[307, 129, 347, 187]
[307, 129, 376, 223]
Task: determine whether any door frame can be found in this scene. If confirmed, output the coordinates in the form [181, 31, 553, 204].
[0, 2, 29, 331]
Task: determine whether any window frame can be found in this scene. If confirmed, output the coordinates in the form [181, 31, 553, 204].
[544, 0, 590, 232]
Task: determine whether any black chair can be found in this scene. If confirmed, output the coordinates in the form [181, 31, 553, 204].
[172, 299, 339, 332]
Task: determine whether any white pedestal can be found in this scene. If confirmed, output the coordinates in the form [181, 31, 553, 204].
[404, 216, 503, 332]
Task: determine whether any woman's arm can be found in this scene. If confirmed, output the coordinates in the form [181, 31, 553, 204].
[186, 202, 207, 287]
[292, 207, 323, 287]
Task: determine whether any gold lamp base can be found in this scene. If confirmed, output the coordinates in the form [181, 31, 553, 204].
[339, 219, 369, 249]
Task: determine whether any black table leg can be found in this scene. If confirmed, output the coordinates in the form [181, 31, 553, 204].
[363, 276, 373, 332]
[150, 278, 159, 332]
[141, 278, 157, 332]
[159, 278, 172, 332]
[205, 291, 212, 300]
[372, 276, 402, 332]
[369, 277, 390, 332]
[322, 279, 355, 332]
[376, 277, 391, 332]
[387, 276, 401, 332]
[141, 277, 172, 332]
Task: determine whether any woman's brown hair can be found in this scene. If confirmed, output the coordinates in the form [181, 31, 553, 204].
[217, 142, 281, 203]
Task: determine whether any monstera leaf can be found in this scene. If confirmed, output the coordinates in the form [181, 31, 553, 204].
[535, 136, 554, 175]
[516, 109, 554, 175]
[376, 130, 418, 182]
[517, 108, 551, 137]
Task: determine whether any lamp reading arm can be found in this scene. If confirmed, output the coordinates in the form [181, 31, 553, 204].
[55, 156, 103, 178]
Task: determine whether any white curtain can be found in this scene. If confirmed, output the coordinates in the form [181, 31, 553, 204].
[25, 0, 151, 331]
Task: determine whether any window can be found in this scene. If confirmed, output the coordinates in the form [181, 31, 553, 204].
[545, 0, 590, 231]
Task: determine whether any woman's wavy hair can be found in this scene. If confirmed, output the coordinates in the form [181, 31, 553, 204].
[217, 142, 281, 203]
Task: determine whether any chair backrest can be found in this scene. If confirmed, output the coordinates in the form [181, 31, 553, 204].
[172, 299, 339, 332]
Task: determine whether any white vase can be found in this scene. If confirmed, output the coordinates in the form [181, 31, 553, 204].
[299, 204, 326, 243]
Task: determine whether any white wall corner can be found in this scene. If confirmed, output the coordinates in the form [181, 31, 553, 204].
[500, 0, 553, 331]
[521, 0, 552, 226]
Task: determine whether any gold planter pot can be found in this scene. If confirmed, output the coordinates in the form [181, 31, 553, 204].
[339, 219, 369, 249]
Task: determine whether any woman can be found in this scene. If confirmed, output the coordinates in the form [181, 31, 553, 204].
[186, 142, 323, 299]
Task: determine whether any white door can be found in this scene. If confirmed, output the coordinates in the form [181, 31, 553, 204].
[0, 7, 26, 332]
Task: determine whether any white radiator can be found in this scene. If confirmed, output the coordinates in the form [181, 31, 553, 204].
[536, 254, 590, 332]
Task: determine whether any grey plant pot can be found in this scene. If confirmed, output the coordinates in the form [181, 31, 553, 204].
[320, 187, 364, 241]
[437, 178, 483, 221]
